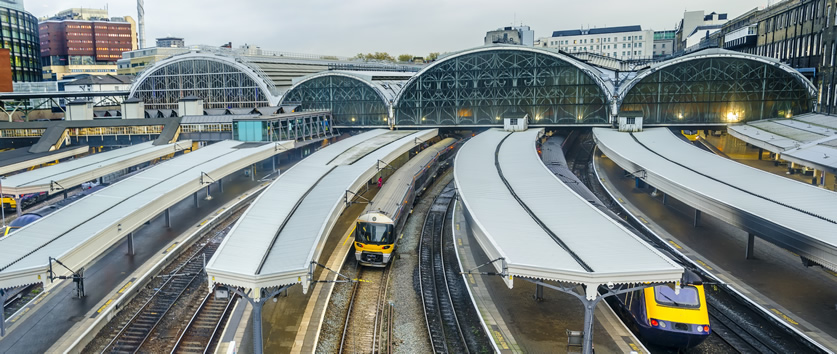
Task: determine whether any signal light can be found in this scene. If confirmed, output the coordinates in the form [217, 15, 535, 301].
[650, 319, 659, 327]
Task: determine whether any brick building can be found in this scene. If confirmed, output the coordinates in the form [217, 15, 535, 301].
[39, 9, 137, 81]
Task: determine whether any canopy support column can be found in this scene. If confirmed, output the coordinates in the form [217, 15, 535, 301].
[194, 192, 199, 208]
[219, 178, 224, 193]
[231, 285, 293, 354]
[165, 208, 171, 228]
[0, 289, 6, 336]
[758, 148, 763, 160]
[524, 280, 651, 354]
[746, 233, 755, 259]
[14, 196, 20, 217]
[693, 209, 701, 227]
[127, 232, 134, 255]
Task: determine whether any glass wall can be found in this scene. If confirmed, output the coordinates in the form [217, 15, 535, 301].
[0, 6, 40, 82]
[132, 59, 270, 110]
[281, 75, 388, 127]
[620, 57, 812, 124]
[395, 49, 609, 125]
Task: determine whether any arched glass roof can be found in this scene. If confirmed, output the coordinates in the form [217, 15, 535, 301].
[393, 46, 612, 126]
[130, 53, 277, 110]
[281, 71, 411, 126]
[619, 49, 815, 124]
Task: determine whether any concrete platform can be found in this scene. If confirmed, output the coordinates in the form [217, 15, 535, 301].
[594, 151, 837, 352]
[452, 199, 647, 353]
[702, 132, 836, 191]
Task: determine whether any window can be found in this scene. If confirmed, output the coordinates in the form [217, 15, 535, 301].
[626, 117, 636, 124]
[662, 43, 666, 48]
[654, 285, 700, 309]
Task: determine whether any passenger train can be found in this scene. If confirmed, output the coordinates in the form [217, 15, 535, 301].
[546, 134, 710, 349]
[2, 185, 104, 236]
[680, 129, 699, 141]
[354, 137, 458, 267]
[606, 272, 711, 348]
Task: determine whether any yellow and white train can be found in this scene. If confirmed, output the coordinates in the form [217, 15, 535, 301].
[354, 137, 458, 266]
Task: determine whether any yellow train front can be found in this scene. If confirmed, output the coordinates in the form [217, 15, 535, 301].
[353, 137, 458, 267]
[613, 282, 711, 349]
[354, 212, 397, 266]
[681, 129, 699, 141]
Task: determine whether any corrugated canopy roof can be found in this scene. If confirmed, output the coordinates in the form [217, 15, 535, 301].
[206, 129, 439, 296]
[593, 127, 837, 273]
[454, 129, 682, 298]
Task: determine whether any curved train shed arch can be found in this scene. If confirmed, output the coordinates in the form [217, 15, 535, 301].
[618, 49, 816, 124]
[393, 46, 614, 126]
[129, 52, 280, 110]
[279, 71, 405, 127]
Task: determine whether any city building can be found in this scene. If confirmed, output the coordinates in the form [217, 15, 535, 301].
[117, 46, 190, 75]
[675, 10, 729, 52]
[484, 25, 535, 46]
[46, 7, 109, 21]
[39, 8, 137, 81]
[156, 36, 184, 48]
[117, 37, 189, 75]
[0, 0, 41, 82]
[653, 30, 676, 58]
[63, 74, 132, 105]
[539, 25, 655, 60]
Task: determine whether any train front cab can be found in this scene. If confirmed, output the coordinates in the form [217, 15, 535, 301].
[354, 213, 396, 267]
[623, 283, 710, 349]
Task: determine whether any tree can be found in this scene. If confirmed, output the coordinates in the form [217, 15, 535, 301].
[397, 54, 413, 62]
[427, 52, 440, 61]
[353, 52, 397, 62]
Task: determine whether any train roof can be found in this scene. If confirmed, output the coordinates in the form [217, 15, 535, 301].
[362, 137, 457, 220]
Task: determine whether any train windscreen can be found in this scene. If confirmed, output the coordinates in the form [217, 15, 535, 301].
[654, 285, 700, 309]
[356, 222, 394, 244]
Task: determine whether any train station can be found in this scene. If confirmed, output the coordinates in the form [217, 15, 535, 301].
[0, 29, 835, 354]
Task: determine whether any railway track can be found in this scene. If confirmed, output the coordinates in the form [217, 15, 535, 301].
[3, 284, 41, 320]
[339, 266, 393, 354]
[170, 290, 238, 354]
[418, 182, 469, 353]
[100, 240, 219, 353]
[565, 130, 822, 353]
[708, 305, 774, 353]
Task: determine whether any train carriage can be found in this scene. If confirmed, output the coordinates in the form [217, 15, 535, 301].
[354, 137, 458, 266]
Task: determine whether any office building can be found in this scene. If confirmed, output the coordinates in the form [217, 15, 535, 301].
[675, 10, 729, 52]
[0, 0, 41, 82]
[540, 25, 655, 60]
[485, 25, 535, 46]
[39, 8, 137, 80]
[653, 30, 676, 58]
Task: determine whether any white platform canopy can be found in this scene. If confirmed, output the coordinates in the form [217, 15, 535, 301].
[0, 140, 192, 196]
[593, 127, 837, 272]
[727, 113, 837, 174]
[0, 146, 89, 176]
[206, 129, 438, 297]
[0, 139, 293, 291]
[454, 129, 683, 300]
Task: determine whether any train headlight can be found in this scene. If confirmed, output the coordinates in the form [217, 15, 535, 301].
[382, 245, 390, 249]
[356, 242, 365, 248]
[659, 321, 667, 328]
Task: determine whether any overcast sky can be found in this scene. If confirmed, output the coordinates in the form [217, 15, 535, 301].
[29, 0, 772, 57]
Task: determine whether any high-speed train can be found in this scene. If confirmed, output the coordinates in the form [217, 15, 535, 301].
[609, 271, 711, 348]
[354, 137, 458, 267]
[544, 134, 710, 349]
